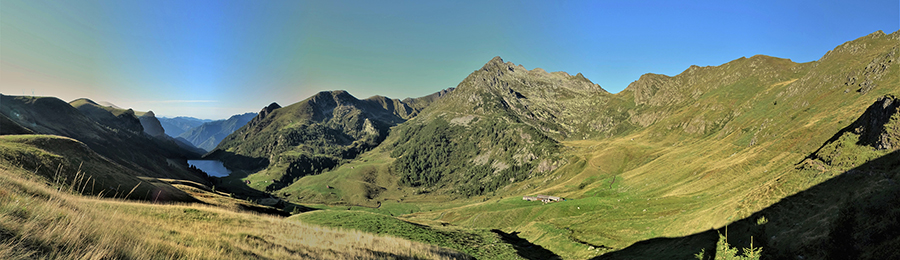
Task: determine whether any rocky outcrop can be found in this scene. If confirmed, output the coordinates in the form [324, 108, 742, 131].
[845, 46, 896, 94]
[245, 102, 281, 132]
[139, 111, 166, 137]
[852, 95, 899, 150]
[802, 95, 900, 171]
[444, 56, 615, 139]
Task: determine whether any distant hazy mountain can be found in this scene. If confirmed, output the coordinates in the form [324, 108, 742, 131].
[158, 116, 212, 137]
[177, 112, 257, 152]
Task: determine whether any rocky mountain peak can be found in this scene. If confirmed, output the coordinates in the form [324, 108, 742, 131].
[259, 102, 281, 120]
[242, 102, 282, 134]
[479, 56, 520, 77]
[137, 110, 165, 137]
[481, 56, 505, 70]
[264, 102, 281, 112]
[308, 90, 360, 108]
[625, 73, 673, 106]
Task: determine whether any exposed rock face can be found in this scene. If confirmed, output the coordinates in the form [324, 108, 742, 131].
[852, 95, 899, 150]
[445, 56, 615, 139]
[258, 102, 282, 120]
[628, 73, 675, 106]
[139, 111, 167, 137]
[245, 102, 281, 133]
[803, 95, 900, 171]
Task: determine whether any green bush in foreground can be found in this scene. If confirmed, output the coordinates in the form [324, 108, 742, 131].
[695, 233, 762, 260]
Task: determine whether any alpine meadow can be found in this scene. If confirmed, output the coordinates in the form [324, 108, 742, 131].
[1, 1, 899, 259]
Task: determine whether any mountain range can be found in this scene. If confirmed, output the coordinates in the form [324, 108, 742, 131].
[166, 112, 257, 152]
[158, 116, 213, 137]
[0, 30, 897, 259]
[210, 30, 898, 259]
[1, 96, 208, 202]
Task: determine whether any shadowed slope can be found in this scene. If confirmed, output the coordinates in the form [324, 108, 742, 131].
[0, 135, 196, 202]
[592, 150, 899, 260]
[390, 30, 897, 259]
[2, 95, 207, 184]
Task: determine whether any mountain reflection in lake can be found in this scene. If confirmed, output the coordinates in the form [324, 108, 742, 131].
[187, 160, 231, 177]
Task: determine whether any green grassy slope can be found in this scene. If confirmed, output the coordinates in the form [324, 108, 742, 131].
[270, 30, 898, 259]
[207, 89, 451, 195]
[292, 210, 558, 260]
[0, 166, 471, 260]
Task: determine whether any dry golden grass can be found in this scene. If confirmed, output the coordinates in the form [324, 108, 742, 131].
[0, 169, 470, 260]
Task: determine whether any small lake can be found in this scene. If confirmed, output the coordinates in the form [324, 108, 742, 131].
[188, 160, 231, 177]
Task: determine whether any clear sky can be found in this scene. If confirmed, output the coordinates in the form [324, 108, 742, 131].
[2, 0, 897, 119]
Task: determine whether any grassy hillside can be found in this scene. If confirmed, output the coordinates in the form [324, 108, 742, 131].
[69, 98, 145, 134]
[3, 31, 895, 259]
[0, 167, 470, 260]
[267, 30, 898, 259]
[293, 210, 558, 260]
[207, 89, 450, 195]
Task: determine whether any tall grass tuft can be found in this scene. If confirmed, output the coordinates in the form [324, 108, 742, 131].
[0, 169, 470, 259]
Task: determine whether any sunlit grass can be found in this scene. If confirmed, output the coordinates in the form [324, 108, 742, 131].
[0, 170, 470, 259]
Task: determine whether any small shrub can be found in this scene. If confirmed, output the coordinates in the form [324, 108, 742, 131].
[695, 233, 762, 260]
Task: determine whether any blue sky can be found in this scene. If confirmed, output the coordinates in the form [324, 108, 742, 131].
[1, 0, 897, 119]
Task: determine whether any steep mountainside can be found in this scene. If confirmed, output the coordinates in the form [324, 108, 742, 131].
[383, 57, 621, 195]
[0, 135, 195, 201]
[0, 30, 895, 260]
[177, 112, 256, 151]
[207, 89, 449, 190]
[70, 98, 207, 156]
[138, 111, 166, 137]
[69, 98, 144, 134]
[594, 95, 900, 260]
[260, 30, 898, 259]
[1, 95, 207, 184]
[411, 30, 899, 258]
[158, 116, 212, 137]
